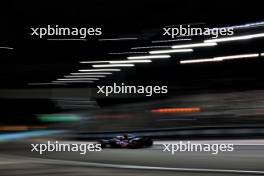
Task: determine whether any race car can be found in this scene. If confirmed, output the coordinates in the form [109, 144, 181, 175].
[99, 134, 153, 148]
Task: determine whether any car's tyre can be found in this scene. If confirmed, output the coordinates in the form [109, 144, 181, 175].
[142, 137, 153, 147]
[99, 140, 108, 148]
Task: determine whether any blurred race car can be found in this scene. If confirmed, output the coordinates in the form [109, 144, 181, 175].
[99, 134, 153, 148]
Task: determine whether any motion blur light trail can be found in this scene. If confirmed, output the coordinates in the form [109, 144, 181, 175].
[151, 107, 201, 113]
[37, 114, 81, 122]
[0, 125, 47, 131]
[0, 130, 64, 142]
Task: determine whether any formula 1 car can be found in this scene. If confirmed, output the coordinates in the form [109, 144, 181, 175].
[99, 134, 153, 148]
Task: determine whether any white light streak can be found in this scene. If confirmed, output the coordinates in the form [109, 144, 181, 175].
[215, 53, 259, 60]
[127, 55, 171, 60]
[108, 51, 148, 55]
[180, 58, 221, 64]
[180, 53, 259, 64]
[57, 78, 99, 81]
[78, 69, 121, 72]
[92, 64, 135, 68]
[80, 61, 109, 64]
[0, 46, 14, 50]
[65, 75, 106, 78]
[172, 42, 217, 49]
[80, 60, 151, 64]
[53, 80, 94, 83]
[149, 49, 193, 54]
[109, 60, 151, 64]
[71, 72, 113, 75]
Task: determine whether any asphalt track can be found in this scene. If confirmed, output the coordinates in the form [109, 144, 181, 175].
[0, 139, 264, 176]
